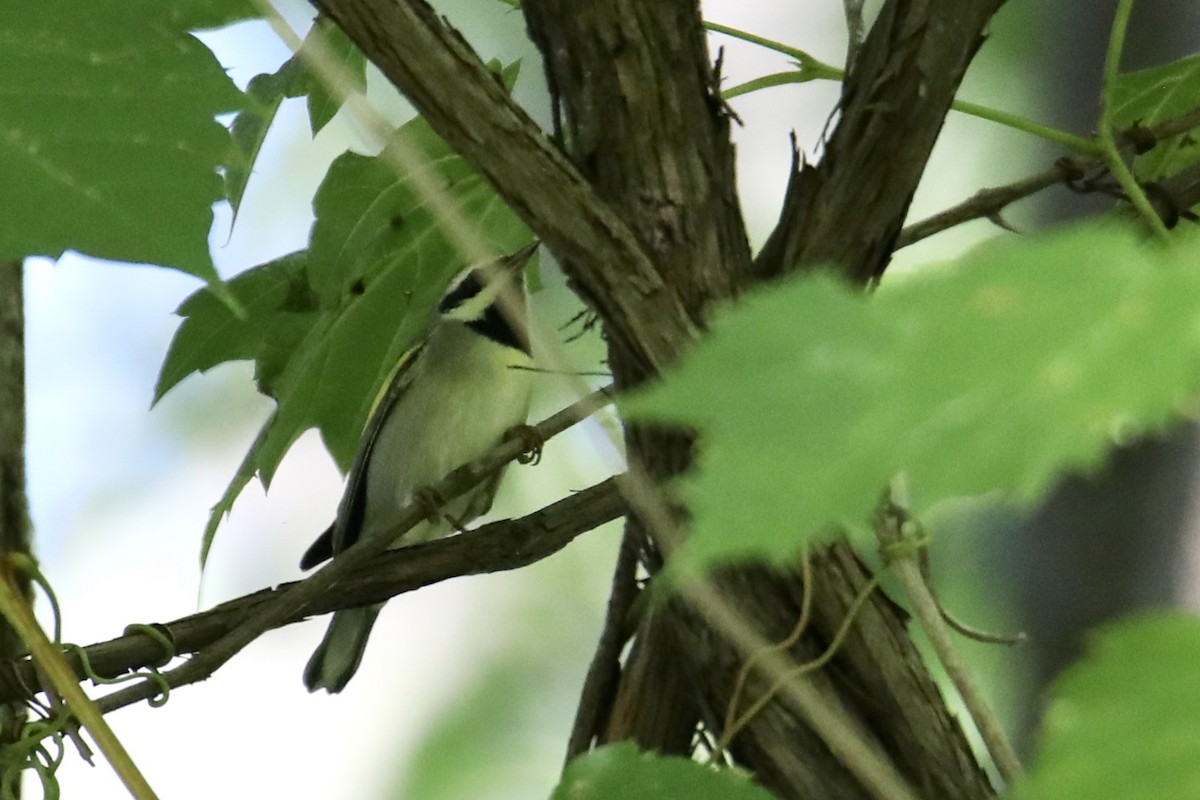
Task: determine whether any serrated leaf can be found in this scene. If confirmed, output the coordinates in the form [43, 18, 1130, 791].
[225, 71, 296, 217]
[553, 742, 776, 800]
[624, 223, 1200, 567]
[0, 3, 246, 284]
[181, 106, 531, 564]
[225, 15, 368, 206]
[1011, 612, 1200, 800]
[299, 17, 367, 135]
[1111, 55, 1200, 182]
[200, 418, 268, 566]
[155, 251, 317, 402]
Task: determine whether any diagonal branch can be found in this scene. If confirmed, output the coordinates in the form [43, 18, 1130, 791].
[0, 389, 617, 712]
[898, 105, 1200, 248]
[312, 0, 702, 376]
[755, 0, 1009, 285]
[0, 476, 625, 710]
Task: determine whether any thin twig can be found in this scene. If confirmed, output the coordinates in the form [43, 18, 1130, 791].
[843, 0, 864, 67]
[896, 165, 1068, 248]
[0, 259, 29, 798]
[563, 528, 640, 764]
[0, 477, 625, 708]
[898, 104, 1200, 249]
[717, 550, 815, 759]
[717, 574, 882, 757]
[0, 559, 159, 800]
[24, 390, 615, 714]
[1097, 0, 1170, 240]
[680, 577, 923, 800]
[875, 500, 1022, 785]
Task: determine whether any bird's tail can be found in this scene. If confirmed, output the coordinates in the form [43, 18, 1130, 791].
[304, 604, 383, 693]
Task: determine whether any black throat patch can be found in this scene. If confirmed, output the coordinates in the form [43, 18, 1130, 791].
[468, 303, 529, 354]
[439, 272, 529, 354]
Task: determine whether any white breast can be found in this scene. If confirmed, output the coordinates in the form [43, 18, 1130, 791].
[361, 320, 534, 543]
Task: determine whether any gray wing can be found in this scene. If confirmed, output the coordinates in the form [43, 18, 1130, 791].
[299, 343, 425, 570]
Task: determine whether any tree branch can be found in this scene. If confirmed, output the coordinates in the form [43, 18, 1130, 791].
[311, 0, 703, 376]
[897, 105, 1200, 248]
[520, 0, 750, 764]
[306, 2, 1011, 797]
[0, 476, 625, 710]
[755, 0, 1009, 284]
[0, 258, 29, 796]
[0, 389, 616, 710]
[564, 528, 640, 763]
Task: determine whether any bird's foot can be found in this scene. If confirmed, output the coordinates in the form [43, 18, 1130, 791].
[506, 424, 544, 465]
[413, 487, 469, 534]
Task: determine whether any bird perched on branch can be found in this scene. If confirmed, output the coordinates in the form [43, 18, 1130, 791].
[300, 243, 538, 693]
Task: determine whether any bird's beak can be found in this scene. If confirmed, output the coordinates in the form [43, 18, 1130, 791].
[503, 241, 539, 273]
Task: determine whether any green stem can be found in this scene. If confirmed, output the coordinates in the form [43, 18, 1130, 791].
[704, 20, 811, 62]
[1097, 0, 1171, 240]
[953, 99, 1100, 155]
[705, 20, 1100, 155]
[0, 559, 159, 800]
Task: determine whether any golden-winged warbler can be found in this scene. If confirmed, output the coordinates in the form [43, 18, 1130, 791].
[300, 243, 537, 693]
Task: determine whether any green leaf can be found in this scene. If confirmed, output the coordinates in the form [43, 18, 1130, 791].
[186, 64, 531, 560]
[225, 17, 369, 214]
[396, 535, 615, 800]
[1011, 612, 1200, 800]
[201, 419, 270, 566]
[0, 2, 246, 284]
[624, 223, 1200, 566]
[225, 71, 295, 217]
[169, 0, 261, 30]
[553, 742, 776, 800]
[261, 120, 529, 479]
[297, 17, 367, 135]
[1111, 55, 1200, 181]
[155, 251, 318, 403]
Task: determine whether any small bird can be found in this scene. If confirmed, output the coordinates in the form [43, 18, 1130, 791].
[300, 244, 537, 693]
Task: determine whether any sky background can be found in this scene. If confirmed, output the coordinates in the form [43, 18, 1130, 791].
[22, 1, 1180, 797]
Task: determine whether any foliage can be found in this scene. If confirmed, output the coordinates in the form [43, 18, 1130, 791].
[625, 223, 1200, 566]
[1012, 612, 1200, 800]
[157, 63, 530, 563]
[0, 2, 247, 289]
[6, 4, 1200, 800]
[552, 742, 776, 800]
[226, 17, 369, 214]
[1111, 55, 1200, 180]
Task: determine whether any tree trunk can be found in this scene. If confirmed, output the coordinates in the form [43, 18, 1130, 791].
[315, 0, 1011, 796]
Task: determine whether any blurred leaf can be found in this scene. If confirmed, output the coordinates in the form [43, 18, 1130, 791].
[553, 742, 775, 800]
[1012, 612, 1200, 800]
[0, 2, 245, 285]
[624, 223, 1200, 566]
[155, 251, 318, 402]
[1111, 56, 1200, 181]
[402, 661, 545, 800]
